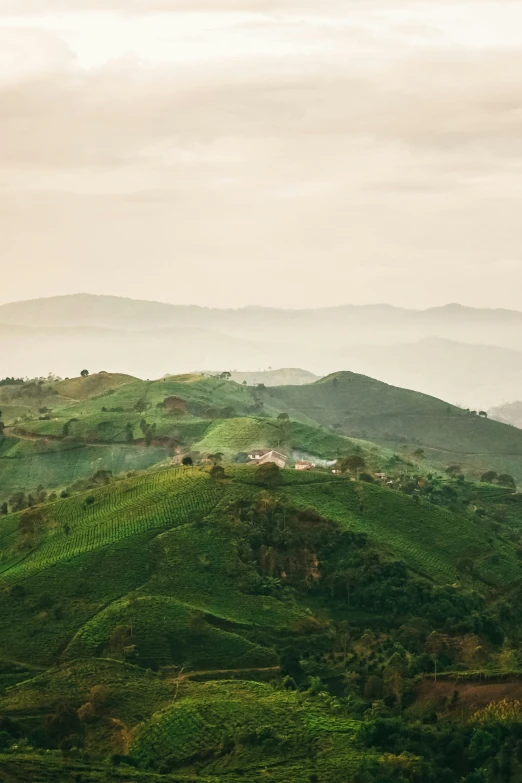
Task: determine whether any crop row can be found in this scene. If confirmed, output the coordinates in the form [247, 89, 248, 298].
[0, 468, 221, 584]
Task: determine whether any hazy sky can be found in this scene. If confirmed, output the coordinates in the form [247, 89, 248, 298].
[1, 0, 522, 309]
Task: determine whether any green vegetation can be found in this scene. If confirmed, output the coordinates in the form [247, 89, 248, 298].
[0, 436, 171, 505]
[4, 370, 522, 780]
[1, 459, 522, 780]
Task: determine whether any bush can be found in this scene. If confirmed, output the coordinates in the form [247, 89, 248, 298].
[255, 462, 281, 487]
[77, 702, 96, 723]
[210, 465, 225, 481]
[9, 584, 26, 600]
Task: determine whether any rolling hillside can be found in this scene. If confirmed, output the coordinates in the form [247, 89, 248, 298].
[5, 369, 522, 507]
[1, 460, 522, 781]
[0, 465, 519, 664]
[264, 372, 522, 483]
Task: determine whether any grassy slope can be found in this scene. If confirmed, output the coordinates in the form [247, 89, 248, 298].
[0, 436, 170, 503]
[54, 372, 138, 400]
[132, 679, 361, 778]
[1, 372, 402, 500]
[263, 371, 522, 482]
[1, 463, 522, 781]
[0, 676, 364, 783]
[14, 371, 522, 479]
[6, 367, 522, 513]
[0, 466, 519, 670]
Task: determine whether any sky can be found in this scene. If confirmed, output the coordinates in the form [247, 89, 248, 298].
[1, 0, 522, 309]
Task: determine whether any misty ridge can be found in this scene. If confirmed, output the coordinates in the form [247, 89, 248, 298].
[2, 293, 522, 412]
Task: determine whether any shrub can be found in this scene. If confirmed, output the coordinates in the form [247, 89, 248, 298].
[77, 702, 96, 723]
[210, 465, 225, 481]
[255, 462, 281, 487]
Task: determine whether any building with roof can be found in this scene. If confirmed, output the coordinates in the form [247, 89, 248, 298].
[248, 450, 287, 469]
[295, 460, 316, 471]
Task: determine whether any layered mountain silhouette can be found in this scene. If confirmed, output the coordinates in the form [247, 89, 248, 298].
[2, 293, 522, 408]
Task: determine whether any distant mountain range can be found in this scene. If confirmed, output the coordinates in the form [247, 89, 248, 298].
[2, 293, 522, 408]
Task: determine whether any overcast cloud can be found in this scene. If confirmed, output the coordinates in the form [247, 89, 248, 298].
[1, 1, 521, 309]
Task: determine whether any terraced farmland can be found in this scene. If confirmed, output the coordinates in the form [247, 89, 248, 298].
[283, 477, 522, 586]
[131, 680, 363, 778]
[0, 437, 170, 502]
[0, 467, 222, 585]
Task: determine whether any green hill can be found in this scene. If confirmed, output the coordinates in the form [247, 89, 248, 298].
[0, 465, 519, 664]
[6, 368, 522, 507]
[0, 372, 402, 502]
[0, 436, 171, 505]
[263, 371, 522, 483]
[54, 372, 138, 400]
[1, 462, 522, 780]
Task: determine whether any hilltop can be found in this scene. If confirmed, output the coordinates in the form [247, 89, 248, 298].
[264, 371, 522, 482]
[3, 369, 522, 507]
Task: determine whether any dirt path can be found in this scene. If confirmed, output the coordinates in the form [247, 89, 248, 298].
[5, 427, 114, 448]
[0, 656, 47, 672]
[164, 666, 279, 683]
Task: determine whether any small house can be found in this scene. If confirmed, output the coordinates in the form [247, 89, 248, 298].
[248, 448, 270, 461]
[295, 460, 316, 471]
[375, 473, 387, 481]
[248, 450, 287, 469]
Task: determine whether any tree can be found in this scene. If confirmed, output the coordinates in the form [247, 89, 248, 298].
[383, 652, 407, 710]
[1, 502, 8, 515]
[9, 492, 26, 512]
[219, 371, 231, 380]
[182, 456, 193, 466]
[89, 684, 111, 710]
[145, 424, 156, 446]
[481, 470, 498, 484]
[80, 369, 89, 377]
[255, 462, 281, 487]
[446, 464, 462, 478]
[210, 464, 225, 481]
[208, 452, 224, 465]
[479, 410, 488, 418]
[456, 557, 474, 578]
[498, 473, 516, 489]
[125, 423, 134, 444]
[340, 455, 366, 475]
[19, 508, 45, 537]
[279, 646, 304, 681]
[110, 624, 133, 660]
